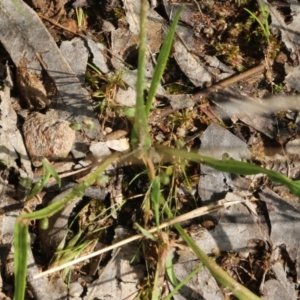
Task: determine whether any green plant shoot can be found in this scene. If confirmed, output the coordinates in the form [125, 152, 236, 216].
[27, 158, 61, 200]
[155, 144, 300, 198]
[13, 152, 119, 300]
[131, 0, 151, 153]
[131, 2, 183, 153]
[244, 5, 270, 44]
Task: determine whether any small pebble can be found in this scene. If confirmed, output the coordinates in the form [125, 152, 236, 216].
[104, 127, 113, 134]
[23, 111, 75, 167]
[286, 138, 300, 155]
[68, 282, 83, 297]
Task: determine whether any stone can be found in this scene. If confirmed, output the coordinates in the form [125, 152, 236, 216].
[68, 282, 83, 298]
[23, 111, 75, 167]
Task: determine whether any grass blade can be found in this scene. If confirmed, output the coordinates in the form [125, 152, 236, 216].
[155, 144, 300, 197]
[18, 152, 120, 222]
[13, 152, 120, 299]
[27, 159, 60, 200]
[164, 263, 203, 300]
[14, 221, 28, 300]
[165, 251, 179, 287]
[244, 7, 270, 44]
[41, 158, 61, 187]
[145, 6, 184, 115]
[175, 224, 261, 300]
[135, 222, 156, 241]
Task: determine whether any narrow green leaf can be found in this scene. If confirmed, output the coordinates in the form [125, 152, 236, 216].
[27, 159, 61, 200]
[165, 252, 179, 286]
[42, 158, 61, 187]
[14, 221, 28, 300]
[52, 231, 83, 267]
[155, 144, 300, 198]
[135, 222, 156, 241]
[27, 181, 43, 200]
[164, 264, 203, 300]
[145, 6, 184, 115]
[175, 224, 261, 300]
[244, 7, 270, 44]
[19, 152, 120, 222]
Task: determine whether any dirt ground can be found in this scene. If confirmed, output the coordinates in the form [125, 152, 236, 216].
[1, 0, 300, 299]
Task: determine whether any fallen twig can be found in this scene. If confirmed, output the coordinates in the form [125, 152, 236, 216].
[149, 63, 265, 122]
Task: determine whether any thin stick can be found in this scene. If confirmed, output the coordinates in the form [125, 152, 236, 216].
[37, 13, 87, 39]
[149, 64, 265, 122]
[33, 195, 243, 278]
[191, 0, 203, 18]
[192, 63, 265, 98]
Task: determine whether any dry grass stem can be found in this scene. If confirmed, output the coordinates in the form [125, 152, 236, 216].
[33, 194, 243, 278]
